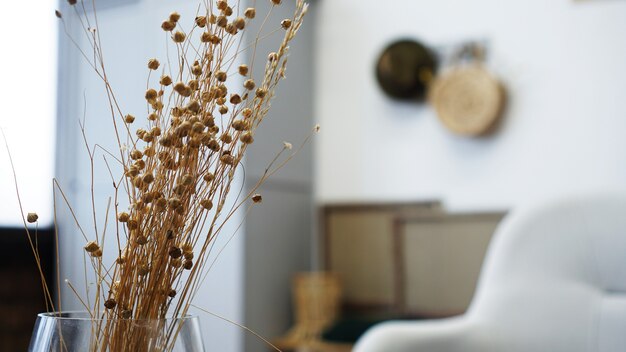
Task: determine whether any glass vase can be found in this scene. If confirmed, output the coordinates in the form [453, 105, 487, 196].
[28, 311, 205, 352]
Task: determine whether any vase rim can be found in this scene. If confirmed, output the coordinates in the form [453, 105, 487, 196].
[37, 311, 198, 322]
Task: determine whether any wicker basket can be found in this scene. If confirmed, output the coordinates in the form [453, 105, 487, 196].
[273, 272, 346, 351]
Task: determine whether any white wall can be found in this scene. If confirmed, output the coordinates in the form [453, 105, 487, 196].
[315, 0, 626, 211]
[0, 1, 57, 227]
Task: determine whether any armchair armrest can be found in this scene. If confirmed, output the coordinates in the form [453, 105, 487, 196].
[353, 316, 490, 352]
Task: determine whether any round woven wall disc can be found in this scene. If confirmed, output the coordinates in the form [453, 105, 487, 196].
[430, 66, 505, 136]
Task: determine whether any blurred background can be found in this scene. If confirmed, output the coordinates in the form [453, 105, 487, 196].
[1, 0, 626, 351]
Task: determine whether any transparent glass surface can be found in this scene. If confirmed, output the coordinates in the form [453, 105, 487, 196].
[29, 312, 205, 352]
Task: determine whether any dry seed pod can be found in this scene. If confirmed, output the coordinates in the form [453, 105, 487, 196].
[104, 299, 117, 310]
[252, 194, 263, 203]
[152, 100, 164, 111]
[244, 8, 256, 19]
[84, 241, 99, 253]
[220, 133, 233, 144]
[173, 31, 186, 43]
[271, 0, 282, 5]
[238, 64, 249, 76]
[219, 105, 229, 114]
[130, 149, 142, 160]
[92, 249, 103, 258]
[209, 34, 222, 45]
[142, 173, 155, 184]
[118, 212, 130, 223]
[126, 166, 139, 177]
[216, 16, 227, 28]
[155, 198, 167, 210]
[242, 108, 253, 118]
[147, 58, 160, 70]
[173, 82, 187, 95]
[168, 289, 177, 298]
[161, 21, 175, 31]
[145, 89, 158, 101]
[168, 246, 182, 259]
[134, 159, 146, 170]
[160, 75, 172, 86]
[281, 19, 292, 29]
[255, 88, 268, 98]
[171, 258, 182, 269]
[151, 126, 162, 136]
[234, 17, 246, 30]
[243, 79, 255, 90]
[135, 235, 148, 245]
[226, 24, 238, 35]
[183, 260, 193, 270]
[224, 6, 233, 17]
[195, 16, 207, 27]
[169, 12, 181, 23]
[230, 94, 242, 105]
[217, 0, 228, 10]
[187, 100, 201, 114]
[200, 199, 213, 210]
[181, 174, 194, 186]
[207, 139, 220, 151]
[232, 120, 248, 131]
[27, 213, 39, 223]
[240, 132, 254, 144]
[220, 154, 235, 165]
[127, 219, 139, 230]
[192, 122, 205, 133]
[215, 71, 227, 82]
[124, 114, 135, 123]
[143, 146, 156, 157]
[203, 114, 215, 126]
[171, 107, 184, 118]
[141, 193, 154, 203]
[203, 173, 215, 182]
[168, 197, 182, 209]
[67, 0, 77, 5]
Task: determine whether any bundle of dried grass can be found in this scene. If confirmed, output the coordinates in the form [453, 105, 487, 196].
[20, 0, 312, 350]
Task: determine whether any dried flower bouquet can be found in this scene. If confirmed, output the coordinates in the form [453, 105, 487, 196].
[22, 0, 310, 350]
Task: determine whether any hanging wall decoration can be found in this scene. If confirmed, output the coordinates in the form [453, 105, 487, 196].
[429, 44, 506, 137]
[375, 39, 438, 101]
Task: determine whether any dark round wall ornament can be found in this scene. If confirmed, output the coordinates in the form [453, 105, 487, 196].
[375, 39, 437, 101]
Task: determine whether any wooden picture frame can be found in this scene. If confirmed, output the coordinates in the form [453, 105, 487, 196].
[320, 202, 442, 316]
[394, 213, 505, 317]
[320, 203, 505, 318]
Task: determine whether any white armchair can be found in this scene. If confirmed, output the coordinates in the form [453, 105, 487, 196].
[354, 193, 626, 352]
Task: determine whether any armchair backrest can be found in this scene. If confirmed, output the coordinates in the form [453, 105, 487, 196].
[468, 192, 626, 352]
